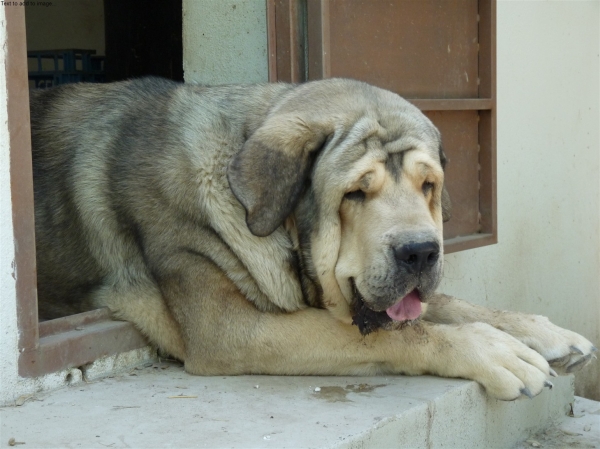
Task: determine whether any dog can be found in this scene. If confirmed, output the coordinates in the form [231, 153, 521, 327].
[30, 77, 596, 400]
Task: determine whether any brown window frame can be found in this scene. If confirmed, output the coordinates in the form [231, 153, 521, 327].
[267, 0, 497, 253]
[8, 8, 148, 378]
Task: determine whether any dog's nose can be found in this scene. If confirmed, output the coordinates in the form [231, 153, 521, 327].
[393, 241, 440, 274]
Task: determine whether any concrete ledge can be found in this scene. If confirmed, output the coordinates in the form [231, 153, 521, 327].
[335, 376, 573, 449]
[0, 361, 575, 448]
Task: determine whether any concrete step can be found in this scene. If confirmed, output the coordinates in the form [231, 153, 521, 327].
[515, 396, 600, 449]
[0, 361, 579, 448]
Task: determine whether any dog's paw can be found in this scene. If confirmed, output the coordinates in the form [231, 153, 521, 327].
[501, 315, 597, 375]
[438, 322, 552, 401]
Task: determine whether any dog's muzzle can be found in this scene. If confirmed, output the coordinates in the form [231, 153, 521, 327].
[350, 239, 441, 335]
[350, 279, 424, 335]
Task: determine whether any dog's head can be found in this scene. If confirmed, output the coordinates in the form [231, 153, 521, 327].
[228, 79, 451, 334]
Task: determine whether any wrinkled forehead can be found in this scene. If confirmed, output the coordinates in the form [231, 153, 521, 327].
[373, 87, 442, 160]
[273, 79, 443, 170]
[376, 108, 443, 178]
[320, 87, 443, 173]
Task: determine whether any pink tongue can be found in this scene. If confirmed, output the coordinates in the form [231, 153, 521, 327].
[386, 290, 422, 321]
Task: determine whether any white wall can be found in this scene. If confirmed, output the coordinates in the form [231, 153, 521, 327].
[183, 0, 268, 84]
[182, 0, 599, 398]
[0, 4, 19, 403]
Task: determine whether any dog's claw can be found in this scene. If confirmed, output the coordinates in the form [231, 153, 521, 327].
[544, 380, 554, 389]
[520, 387, 534, 399]
[549, 354, 570, 366]
[570, 345, 584, 355]
[566, 353, 593, 373]
[549, 368, 558, 377]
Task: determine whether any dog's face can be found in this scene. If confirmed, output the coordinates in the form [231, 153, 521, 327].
[229, 79, 451, 333]
[334, 146, 446, 334]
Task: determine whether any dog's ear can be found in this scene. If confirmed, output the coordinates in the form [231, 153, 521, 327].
[228, 114, 330, 237]
[439, 146, 452, 223]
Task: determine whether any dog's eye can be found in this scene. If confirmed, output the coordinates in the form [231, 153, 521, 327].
[422, 182, 434, 196]
[344, 190, 366, 202]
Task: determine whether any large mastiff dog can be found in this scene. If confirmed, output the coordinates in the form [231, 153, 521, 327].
[31, 78, 596, 400]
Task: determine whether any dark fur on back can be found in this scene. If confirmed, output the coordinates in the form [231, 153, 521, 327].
[33, 79, 173, 317]
[31, 78, 292, 319]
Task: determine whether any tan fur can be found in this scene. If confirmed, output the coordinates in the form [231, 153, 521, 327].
[31, 78, 596, 401]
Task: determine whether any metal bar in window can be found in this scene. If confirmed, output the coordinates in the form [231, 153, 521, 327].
[306, 0, 330, 80]
[267, 0, 278, 81]
[287, 0, 303, 83]
[268, 0, 307, 83]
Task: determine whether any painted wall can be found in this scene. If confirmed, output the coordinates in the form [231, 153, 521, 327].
[182, 0, 600, 398]
[0, 4, 20, 404]
[183, 0, 267, 84]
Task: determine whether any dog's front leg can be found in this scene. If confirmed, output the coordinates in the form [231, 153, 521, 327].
[423, 293, 597, 374]
[159, 256, 554, 400]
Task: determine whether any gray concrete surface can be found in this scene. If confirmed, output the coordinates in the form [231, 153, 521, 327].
[0, 360, 587, 448]
[515, 396, 599, 449]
